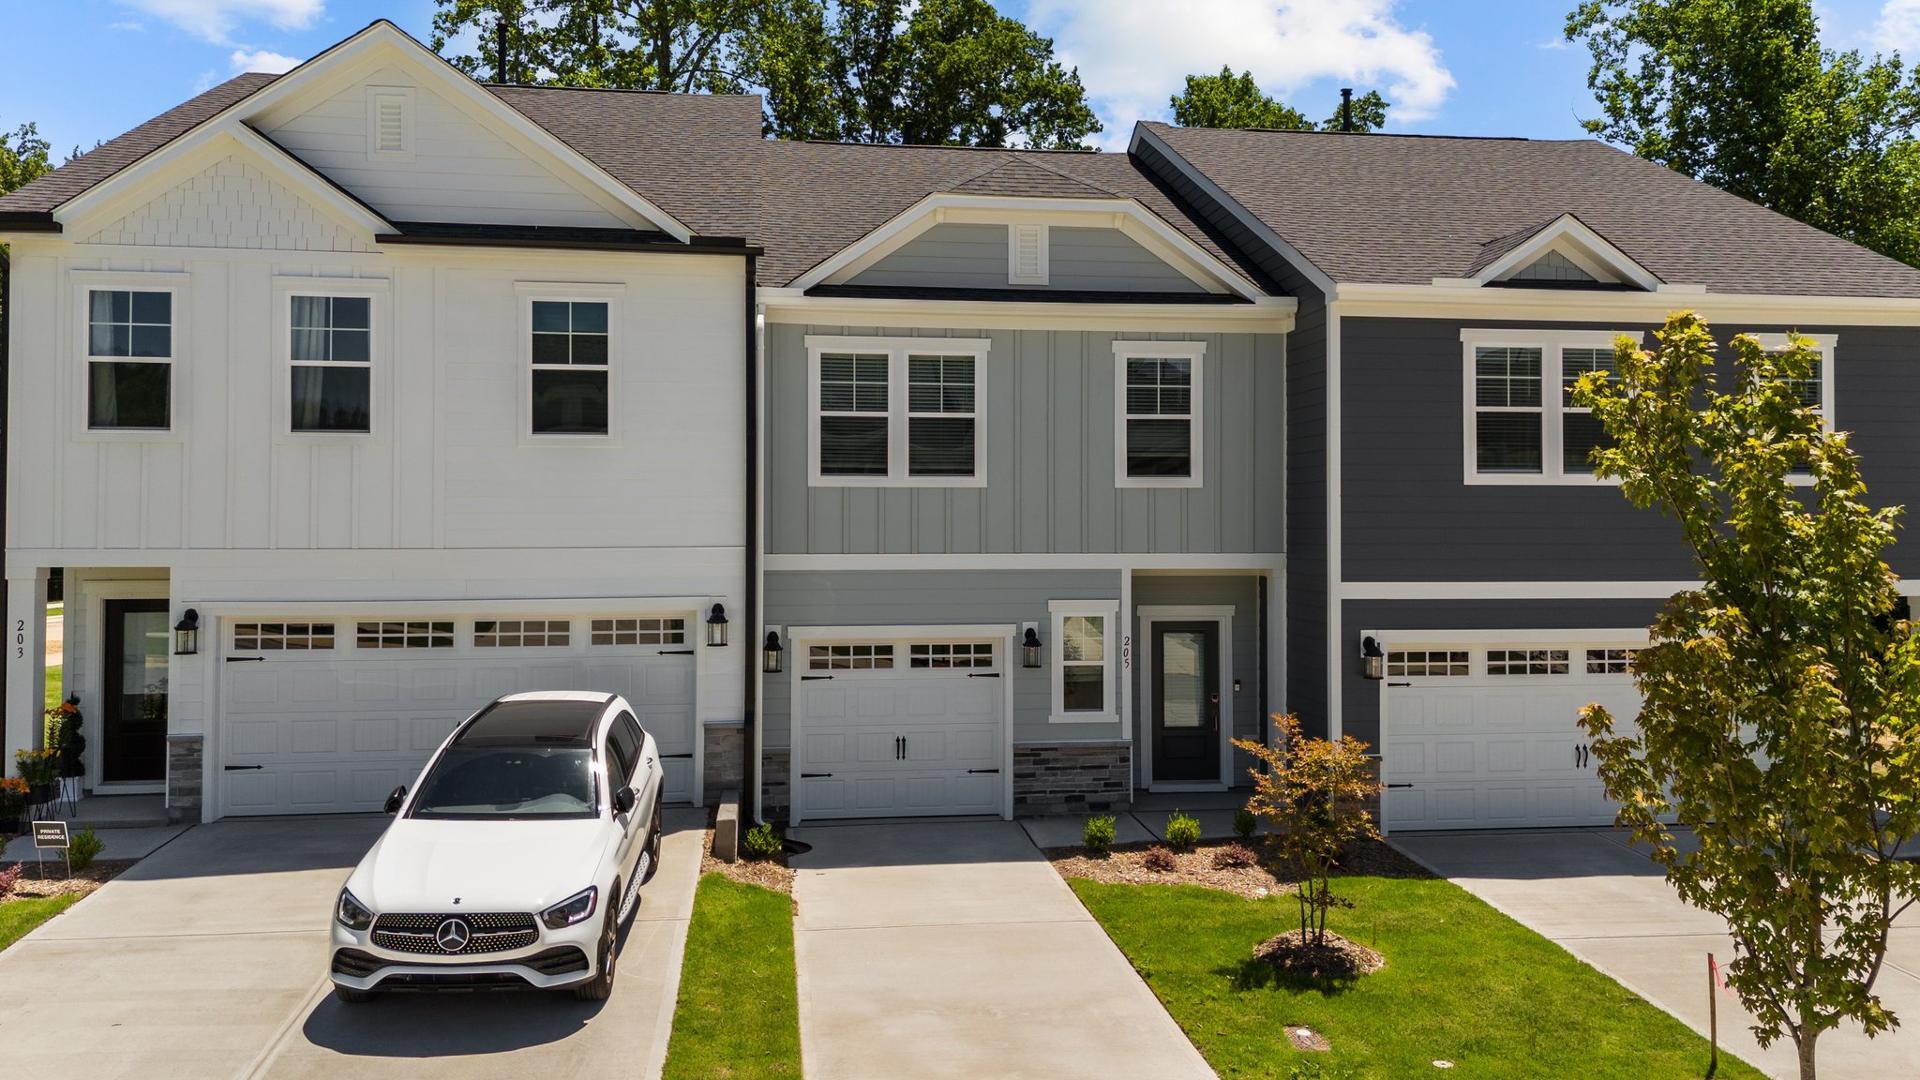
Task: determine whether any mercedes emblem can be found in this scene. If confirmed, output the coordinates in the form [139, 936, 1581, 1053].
[434, 917, 471, 953]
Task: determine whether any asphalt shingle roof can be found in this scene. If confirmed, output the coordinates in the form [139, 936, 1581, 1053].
[1144, 121, 1920, 298]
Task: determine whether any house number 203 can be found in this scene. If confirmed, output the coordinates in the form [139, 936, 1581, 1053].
[15, 619, 25, 659]
[1121, 634, 1132, 670]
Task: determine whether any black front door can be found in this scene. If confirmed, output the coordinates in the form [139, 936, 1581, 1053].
[1152, 621, 1220, 785]
[102, 599, 169, 783]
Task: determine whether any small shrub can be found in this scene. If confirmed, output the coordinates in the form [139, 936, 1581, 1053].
[1211, 842, 1256, 869]
[741, 822, 783, 860]
[68, 828, 103, 871]
[1141, 845, 1177, 872]
[0, 864, 19, 899]
[1164, 810, 1202, 852]
[1233, 806, 1259, 840]
[1082, 814, 1116, 853]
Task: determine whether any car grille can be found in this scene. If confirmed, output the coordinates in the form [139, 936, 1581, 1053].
[371, 912, 538, 956]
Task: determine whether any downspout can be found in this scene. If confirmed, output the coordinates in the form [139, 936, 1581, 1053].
[743, 255, 760, 822]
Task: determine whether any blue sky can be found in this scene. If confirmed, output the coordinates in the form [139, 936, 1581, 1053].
[4, 0, 1915, 158]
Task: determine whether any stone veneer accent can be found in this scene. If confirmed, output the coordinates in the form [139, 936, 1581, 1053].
[702, 724, 744, 806]
[1014, 743, 1132, 815]
[166, 735, 203, 823]
[761, 750, 790, 822]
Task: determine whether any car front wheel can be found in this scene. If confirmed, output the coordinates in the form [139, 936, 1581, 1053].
[642, 803, 662, 885]
[572, 882, 620, 1001]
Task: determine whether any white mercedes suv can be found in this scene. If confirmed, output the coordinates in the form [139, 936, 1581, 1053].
[329, 691, 664, 1002]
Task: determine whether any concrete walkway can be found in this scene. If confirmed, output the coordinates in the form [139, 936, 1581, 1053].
[0, 809, 706, 1080]
[1394, 827, 1920, 1080]
[789, 819, 1213, 1080]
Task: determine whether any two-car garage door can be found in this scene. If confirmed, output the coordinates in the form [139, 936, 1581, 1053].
[1383, 643, 1643, 831]
[218, 614, 698, 816]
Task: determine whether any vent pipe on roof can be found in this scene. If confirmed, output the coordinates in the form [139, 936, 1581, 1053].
[1339, 88, 1354, 132]
[495, 16, 510, 84]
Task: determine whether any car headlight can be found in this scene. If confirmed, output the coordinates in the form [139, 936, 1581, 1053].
[336, 888, 374, 931]
[540, 887, 598, 930]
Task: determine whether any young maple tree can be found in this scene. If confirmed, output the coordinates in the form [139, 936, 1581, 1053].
[1571, 311, 1920, 1080]
[1232, 714, 1381, 949]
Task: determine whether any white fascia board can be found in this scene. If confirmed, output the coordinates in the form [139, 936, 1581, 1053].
[1473, 214, 1664, 292]
[1335, 282, 1920, 326]
[1337, 580, 1700, 600]
[55, 122, 392, 240]
[759, 287, 1295, 333]
[795, 190, 1268, 301]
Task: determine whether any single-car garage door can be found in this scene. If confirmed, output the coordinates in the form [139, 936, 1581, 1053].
[1383, 643, 1642, 831]
[793, 636, 1007, 821]
[218, 614, 697, 816]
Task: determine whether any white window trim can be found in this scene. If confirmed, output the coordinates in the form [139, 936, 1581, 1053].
[366, 86, 415, 162]
[1008, 223, 1049, 285]
[72, 271, 189, 441]
[805, 335, 991, 488]
[1049, 599, 1119, 724]
[276, 279, 389, 441]
[1114, 339, 1206, 489]
[517, 282, 625, 446]
[1752, 332, 1839, 488]
[1461, 328, 1644, 486]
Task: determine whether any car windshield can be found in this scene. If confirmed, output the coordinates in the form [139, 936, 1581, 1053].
[409, 743, 597, 819]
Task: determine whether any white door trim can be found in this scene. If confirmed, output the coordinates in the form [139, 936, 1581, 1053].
[1137, 605, 1234, 792]
[786, 623, 1016, 825]
[86, 579, 171, 796]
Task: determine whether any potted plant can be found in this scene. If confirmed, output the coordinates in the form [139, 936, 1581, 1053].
[15, 748, 59, 807]
[0, 777, 27, 834]
[44, 698, 85, 781]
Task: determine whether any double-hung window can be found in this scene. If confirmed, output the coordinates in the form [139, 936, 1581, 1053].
[1050, 600, 1118, 722]
[1463, 329, 1640, 483]
[290, 295, 372, 433]
[1115, 341, 1205, 487]
[529, 298, 612, 436]
[807, 336, 988, 485]
[1750, 334, 1837, 478]
[86, 289, 173, 430]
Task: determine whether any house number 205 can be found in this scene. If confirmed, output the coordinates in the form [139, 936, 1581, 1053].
[1121, 634, 1132, 670]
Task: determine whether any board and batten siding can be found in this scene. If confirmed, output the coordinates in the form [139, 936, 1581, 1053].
[765, 323, 1285, 555]
[261, 65, 635, 229]
[847, 223, 1206, 293]
[763, 569, 1123, 748]
[1341, 318, 1920, 583]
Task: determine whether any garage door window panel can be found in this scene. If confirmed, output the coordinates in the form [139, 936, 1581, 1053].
[357, 621, 456, 650]
[808, 644, 894, 671]
[474, 619, 571, 648]
[590, 617, 686, 647]
[232, 622, 336, 652]
[1486, 649, 1570, 676]
[1387, 650, 1469, 678]
[909, 642, 994, 669]
[1585, 648, 1639, 675]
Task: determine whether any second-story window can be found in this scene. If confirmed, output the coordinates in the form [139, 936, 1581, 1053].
[818, 352, 890, 476]
[1115, 341, 1206, 487]
[1462, 330, 1642, 484]
[530, 300, 610, 436]
[290, 295, 371, 433]
[87, 289, 172, 430]
[907, 354, 976, 477]
[808, 336, 988, 486]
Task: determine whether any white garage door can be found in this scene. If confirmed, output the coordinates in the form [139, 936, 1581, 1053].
[794, 637, 1006, 821]
[1384, 644, 1642, 831]
[218, 615, 697, 816]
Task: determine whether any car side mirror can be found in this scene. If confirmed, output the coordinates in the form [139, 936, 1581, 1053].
[612, 786, 636, 815]
[383, 786, 406, 815]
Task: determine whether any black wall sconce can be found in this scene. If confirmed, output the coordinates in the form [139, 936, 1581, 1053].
[763, 630, 784, 674]
[706, 603, 729, 647]
[1360, 632, 1385, 681]
[1021, 624, 1043, 669]
[173, 608, 200, 656]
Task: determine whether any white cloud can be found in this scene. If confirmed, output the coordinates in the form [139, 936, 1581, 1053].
[1873, 0, 1920, 54]
[1025, 0, 1455, 147]
[230, 48, 302, 74]
[116, 0, 323, 45]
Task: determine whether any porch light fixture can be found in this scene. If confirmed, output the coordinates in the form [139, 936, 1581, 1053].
[706, 603, 729, 647]
[763, 630, 784, 674]
[1360, 632, 1385, 681]
[173, 609, 200, 656]
[1021, 625, 1043, 669]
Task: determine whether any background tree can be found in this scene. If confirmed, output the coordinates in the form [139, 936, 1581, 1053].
[1572, 312, 1920, 1080]
[431, 0, 758, 91]
[0, 122, 51, 196]
[1567, 0, 1920, 267]
[1169, 68, 1389, 132]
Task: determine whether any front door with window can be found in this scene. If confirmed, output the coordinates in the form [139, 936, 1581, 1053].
[1152, 621, 1220, 785]
[102, 599, 169, 783]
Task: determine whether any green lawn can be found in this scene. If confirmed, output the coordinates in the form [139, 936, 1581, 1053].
[0, 894, 82, 952]
[1072, 876, 1764, 1080]
[663, 874, 801, 1079]
[45, 665, 61, 712]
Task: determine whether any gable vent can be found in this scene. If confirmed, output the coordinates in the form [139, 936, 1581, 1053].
[1008, 223, 1049, 285]
[366, 88, 415, 161]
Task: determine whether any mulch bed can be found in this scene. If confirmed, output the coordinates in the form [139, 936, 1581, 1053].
[0, 858, 136, 903]
[698, 827, 796, 896]
[1253, 929, 1386, 980]
[1048, 838, 1429, 900]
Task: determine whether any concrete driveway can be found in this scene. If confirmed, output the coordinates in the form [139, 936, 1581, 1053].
[1394, 827, 1920, 1080]
[0, 808, 706, 1080]
[788, 819, 1212, 1080]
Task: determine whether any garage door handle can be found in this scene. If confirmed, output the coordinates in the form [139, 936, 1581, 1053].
[967, 768, 1000, 774]
[967, 672, 1001, 679]
[226, 656, 265, 663]
[800, 772, 832, 779]
[224, 764, 265, 771]
[659, 753, 693, 760]
[1387, 681, 1411, 687]
[657, 649, 695, 655]
[1386, 783, 1413, 789]
[801, 675, 834, 681]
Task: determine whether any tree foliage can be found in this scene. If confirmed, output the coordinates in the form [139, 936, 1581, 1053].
[0, 122, 51, 197]
[1169, 67, 1389, 132]
[1566, 0, 1920, 267]
[431, 0, 1101, 148]
[1232, 714, 1382, 949]
[1571, 312, 1920, 1079]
